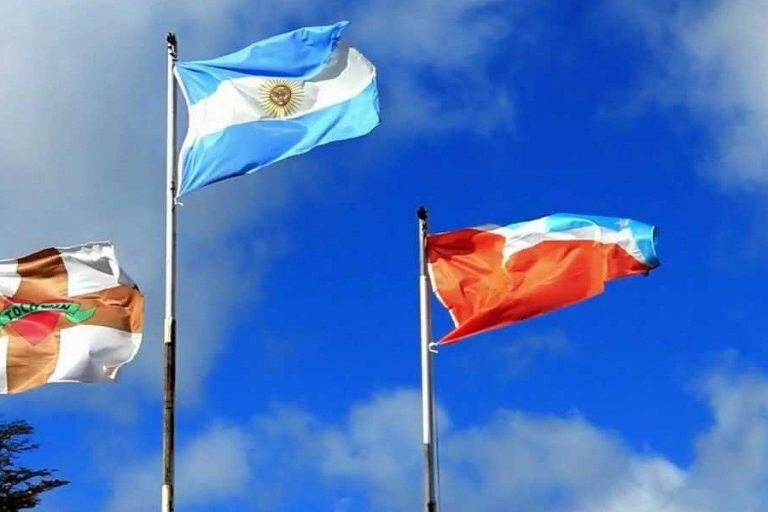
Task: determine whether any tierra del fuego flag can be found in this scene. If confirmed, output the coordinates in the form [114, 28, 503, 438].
[174, 21, 379, 196]
[427, 214, 659, 344]
[0, 243, 143, 394]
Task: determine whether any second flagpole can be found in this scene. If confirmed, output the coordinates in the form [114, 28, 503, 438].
[418, 206, 439, 512]
[163, 32, 178, 512]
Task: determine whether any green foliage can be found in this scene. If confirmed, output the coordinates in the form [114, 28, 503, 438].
[0, 420, 67, 511]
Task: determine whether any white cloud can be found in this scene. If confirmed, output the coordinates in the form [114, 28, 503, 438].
[348, 0, 527, 132]
[315, 389, 428, 510]
[103, 369, 768, 511]
[105, 423, 251, 512]
[314, 396, 683, 512]
[614, 0, 768, 186]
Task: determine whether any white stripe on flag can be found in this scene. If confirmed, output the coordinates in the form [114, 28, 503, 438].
[0, 337, 7, 394]
[59, 243, 122, 297]
[48, 325, 141, 383]
[494, 225, 645, 265]
[180, 45, 375, 145]
[0, 259, 21, 297]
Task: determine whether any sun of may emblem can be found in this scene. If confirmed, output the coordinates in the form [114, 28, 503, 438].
[258, 79, 305, 118]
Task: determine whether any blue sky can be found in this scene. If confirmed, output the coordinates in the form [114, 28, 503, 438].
[3, 1, 768, 510]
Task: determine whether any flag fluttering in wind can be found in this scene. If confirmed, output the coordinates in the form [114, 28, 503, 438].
[0, 243, 143, 394]
[427, 213, 659, 344]
[174, 21, 380, 196]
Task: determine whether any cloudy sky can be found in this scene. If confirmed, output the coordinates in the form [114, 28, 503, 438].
[3, 0, 768, 510]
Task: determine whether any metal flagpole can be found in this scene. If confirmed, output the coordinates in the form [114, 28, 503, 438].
[418, 206, 439, 512]
[163, 32, 178, 512]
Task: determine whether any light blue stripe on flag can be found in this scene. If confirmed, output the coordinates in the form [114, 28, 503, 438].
[546, 213, 659, 267]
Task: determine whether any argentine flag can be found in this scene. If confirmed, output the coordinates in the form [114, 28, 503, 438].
[174, 22, 379, 196]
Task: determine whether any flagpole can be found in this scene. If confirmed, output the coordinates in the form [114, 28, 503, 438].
[418, 206, 439, 512]
[163, 32, 178, 512]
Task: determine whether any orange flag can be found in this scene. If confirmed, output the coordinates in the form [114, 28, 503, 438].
[427, 214, 659, 344]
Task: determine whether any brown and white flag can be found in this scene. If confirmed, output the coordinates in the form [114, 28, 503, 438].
[0, 243, 143, 394]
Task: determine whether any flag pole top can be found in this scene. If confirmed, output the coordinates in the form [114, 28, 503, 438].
[167, 33, 177, 58]
[417, 206, 428, 221]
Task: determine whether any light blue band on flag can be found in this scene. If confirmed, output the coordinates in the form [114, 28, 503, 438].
[545, 213, 659, 267]
[179, 80, 380, 195]
[176, 21, 348, 105]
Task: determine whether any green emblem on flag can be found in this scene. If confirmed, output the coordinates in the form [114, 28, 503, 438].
[0, 302, 96, 328]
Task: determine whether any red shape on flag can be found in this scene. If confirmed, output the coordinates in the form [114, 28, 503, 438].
[0, 298, 60, 346]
